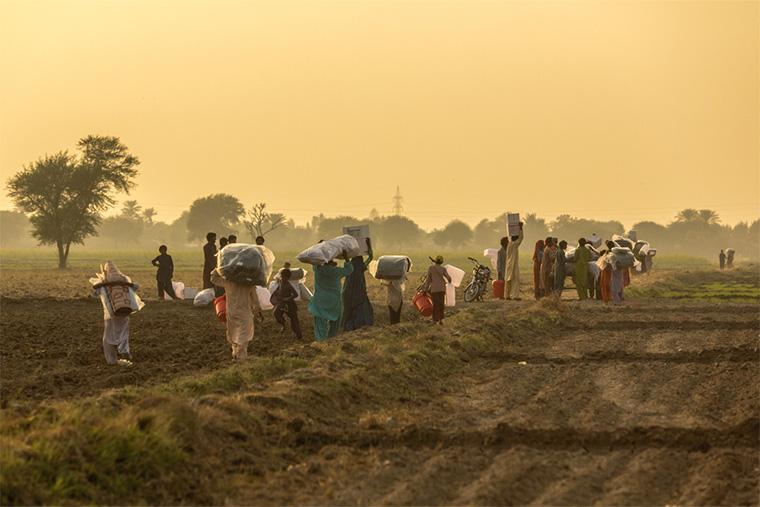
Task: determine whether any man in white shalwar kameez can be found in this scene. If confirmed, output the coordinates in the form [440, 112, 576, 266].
[211, 269, 262, 359]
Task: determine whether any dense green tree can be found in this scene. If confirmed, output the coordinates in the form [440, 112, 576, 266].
[472, 214, 508, 250]
[549, 215, 624, 245]
[439, 219, 473, 250]
[6, 136, 139, 267]
[315, 215, 362, 241]
[375, 215, 423, 250]
[186, 194, 244, 241]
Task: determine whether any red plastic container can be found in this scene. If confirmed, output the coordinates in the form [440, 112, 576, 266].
[413, 292, 434, 317]
[214, 295, 227, 323]
[492, 279, 505, 298]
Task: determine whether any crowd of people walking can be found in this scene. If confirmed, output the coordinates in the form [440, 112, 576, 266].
[96, 225, 672, 365]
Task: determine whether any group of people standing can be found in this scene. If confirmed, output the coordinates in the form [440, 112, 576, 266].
[531, 237, 630, 305]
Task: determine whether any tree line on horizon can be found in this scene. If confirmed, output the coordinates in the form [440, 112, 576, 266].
[3, 135, 758, 267]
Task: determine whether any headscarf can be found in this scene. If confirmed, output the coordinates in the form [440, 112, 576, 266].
[533, 240, 545, 261]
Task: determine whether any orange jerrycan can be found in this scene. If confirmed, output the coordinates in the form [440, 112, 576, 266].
[214, 295, 227, 323]
[413, 292, 434, 317]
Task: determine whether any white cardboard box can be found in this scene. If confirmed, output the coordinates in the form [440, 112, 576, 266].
[507, 213, 520, 237]
[343, 225, 370, 255]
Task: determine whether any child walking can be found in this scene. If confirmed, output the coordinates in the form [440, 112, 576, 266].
[273, 269, 303, 339]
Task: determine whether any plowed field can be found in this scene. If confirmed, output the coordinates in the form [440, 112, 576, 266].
[1, 267, 758, 505]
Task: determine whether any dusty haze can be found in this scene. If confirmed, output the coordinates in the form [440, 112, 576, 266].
[1, 0, 758, 229]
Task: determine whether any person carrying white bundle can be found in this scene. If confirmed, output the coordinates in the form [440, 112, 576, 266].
[90, 261, 144, 366]
[211, 269, 263, 360]
[378, 256, 411, 324]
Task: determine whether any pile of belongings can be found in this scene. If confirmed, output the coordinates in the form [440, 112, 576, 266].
[563, 245, 601, 278]
[296, 235, 361, 265]
[370, 255, 413, 280]
[217, 243, 275, 286]
[612, 234, 634, 251]
[269, 267, 313, 301]
[565, 245, 600, 263]
[90, 261, 144, 317]
[632, 241, 657, 261]
[597, 246, 636, 270]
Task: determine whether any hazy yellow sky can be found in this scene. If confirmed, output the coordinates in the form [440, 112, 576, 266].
[1, 0, 758, 230]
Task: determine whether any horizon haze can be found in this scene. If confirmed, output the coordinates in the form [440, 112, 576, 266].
[1, 0, 758, 231]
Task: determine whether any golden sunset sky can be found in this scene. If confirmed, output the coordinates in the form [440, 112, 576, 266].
[1, 0, 758, 230]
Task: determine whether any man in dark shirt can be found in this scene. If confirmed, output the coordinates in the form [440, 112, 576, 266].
[152, 245, 180, 299]
[203, 232, 217, 289]
[273, 269, 302, 339]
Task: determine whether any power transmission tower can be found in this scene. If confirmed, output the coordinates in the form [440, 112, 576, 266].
[392, 186, 404, 216]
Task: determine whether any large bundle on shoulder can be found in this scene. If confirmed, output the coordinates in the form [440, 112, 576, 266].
[369, 255, 412, 280]
[296, 235, 361, 266]
[217, 243, 275, 286]
[610, 247, 636, 268]
[90, 261, 144, 317]
[612, 235, 634, 251]
[565, 245, 599, 262]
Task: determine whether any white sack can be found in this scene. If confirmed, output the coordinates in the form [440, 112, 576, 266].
[296, 235, 361, 266]
[372, 255, 412, 280]
[217, 244, 275, 286]
[163, 281, 185, 300]
[256, 286, 274, 310]
[193, 288, 215, 307]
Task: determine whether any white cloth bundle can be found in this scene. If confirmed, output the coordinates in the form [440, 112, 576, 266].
[296, 235, 361, 265]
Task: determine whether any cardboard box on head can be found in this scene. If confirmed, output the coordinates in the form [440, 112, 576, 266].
[507, 213, 520, 237]
[343, 225, 370, 255]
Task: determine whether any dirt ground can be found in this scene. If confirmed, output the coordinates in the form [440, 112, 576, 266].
[1, 267, 758, 505]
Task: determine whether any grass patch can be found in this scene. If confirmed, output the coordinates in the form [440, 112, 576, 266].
[627, 267, 760, 303]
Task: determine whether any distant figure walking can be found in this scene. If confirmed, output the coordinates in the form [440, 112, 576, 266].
[381, 268, 408, 325]
[308, 252, 353, 341]
[151, 245, 180, 300]
[727, 249, 735, 268]
[540, 237, 556, 297]
[532, 239, 544, 299]
[496, 237, 509, 300]
[211, 269, 263, 360]
[572, 238, 591, 300]
[202, 232, 217, 290]
[599, 241, 615, 303]
[505, 222, 524, 300]
[719, 250, 726, 270]
[424, 255, 452, 324]
[553, 240, 567, 297]
[342, 239, 374, 332]
[272, 269, 302, 339]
